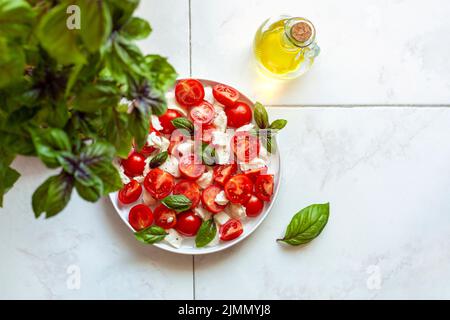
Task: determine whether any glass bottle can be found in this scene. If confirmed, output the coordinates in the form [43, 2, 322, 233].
[253, 16, 320, 79]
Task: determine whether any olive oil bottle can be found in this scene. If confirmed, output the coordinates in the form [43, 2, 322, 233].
[253, 16, 320, 79]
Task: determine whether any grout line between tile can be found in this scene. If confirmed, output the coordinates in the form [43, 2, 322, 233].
[188, 0, 196, 301]
[265, 104, 450, 108]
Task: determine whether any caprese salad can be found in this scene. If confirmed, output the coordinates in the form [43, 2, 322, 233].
[114, 79, 286, 249]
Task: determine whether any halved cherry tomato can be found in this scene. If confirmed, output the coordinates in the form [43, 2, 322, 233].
[143, 168, 175, 199]
[213, 84, 240, 107]
[138, 128, 161, 156]
[179, 154, 205, 180]
[121, 151, 146, 177]
[168, 129, 189, 155]
[175, 79, 205, 107]
[213, 164, 237, 186]
[128, 204, 153, 231]
[201, 185, 226, 213]
[173, 180, 201, 208]
[118, 180, 142, 204]
[243, 167, 268, 182]
[153, 204, 177, 229]
[255, 174, 274, 201]
[225, 101, 252, 128]
[231, 132, 260, 162]
[245, 195, 264, 217]
[189, 101, 215, 125]
[200, 124, 215, 143]
[175, 211, 202, 236]
[158, 109, 183, 134]
[224, 174, 253, 204]
[220, 219, 243, 241]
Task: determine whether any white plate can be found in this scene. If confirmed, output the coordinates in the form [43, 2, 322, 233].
[109, 79, 281, 255]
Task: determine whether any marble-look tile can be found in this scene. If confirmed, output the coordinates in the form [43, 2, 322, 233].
[194, 107, 450, 299]
[191, 0, 450, 105]
[136, 0, 190, 77]
[0, 0, 193, 300]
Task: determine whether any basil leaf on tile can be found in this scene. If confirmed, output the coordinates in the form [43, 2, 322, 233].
[149, 151, 168, 168]
[171, 117, 194, 134]
[277, 203, 330, 246]
[195, 218, 217, 248]
[134, 226, 167, 244]
[161, 194, 192, 213]
[269, 119, 288, 130]
[253, 102, 269, 129]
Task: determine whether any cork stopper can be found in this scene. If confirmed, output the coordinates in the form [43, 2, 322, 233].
[291, 22, 312, 42]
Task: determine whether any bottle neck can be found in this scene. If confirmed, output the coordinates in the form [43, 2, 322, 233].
[283, 17, 316, 48]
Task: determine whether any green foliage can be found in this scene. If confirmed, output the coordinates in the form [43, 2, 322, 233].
[0, 0, 177, 218]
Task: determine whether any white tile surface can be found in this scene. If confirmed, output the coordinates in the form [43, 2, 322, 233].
[194, 107, 450, 299]
[0, 0, 193, 300]
[191, 0, 450, 105]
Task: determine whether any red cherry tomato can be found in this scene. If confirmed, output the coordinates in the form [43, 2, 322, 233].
[224, 174, 253, 204]
[173, 180, 201, 208]
[175, 79, 205, 107]
[196, 123, 215, 143]
[118, 179, 142, 204]
[255, 174, 274, 201]
[168, 130, 189, 155]
[245, 195, 264, 217]
[201, 185, 226, 213]
[121, 151, 146, 177]
[179, 154, 205, 180]
[158, 109, 183, 134]
[243, 167, 268, 182]
[128, 204, 153, 231]
[231, 132, 260, 162]
[153, 204, 177, 229]
[213, 164, 237, 186]
[189, 101, 214, 125]
[213, 84, 240, 107]
[138, 129, 161, 156]
[143, 168, 175, 199]
[176, 211, 202, 236]
[220, 218, 243, 241]
[225, 101, 252, 128]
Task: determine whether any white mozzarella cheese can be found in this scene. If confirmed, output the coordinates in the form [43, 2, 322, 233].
[213, 109, 227, 132]
[214, 212, 231, 225]
[142, 190, 157, 206]
[175, 140, 194, 158]
[214, 190, 229, 206]
[226, 203, 247, 220]
[211, 131, 229, 147]
[134, 175, 145, 184]
[239, 157, 267, 172]
[236, 123, 255, 132]
[164, 229, 183, 248]
[113, 160, 131, 184]
[159, 155, 180, 177]
[194, 206, 212, 221]
[159, 136, 170, 152]
[150, 115, 163, 131]
[215, 145, 232, 164]
[196, 167, 213, 189]
[204, 86, 214, 104]
[147, 131, 162, 148]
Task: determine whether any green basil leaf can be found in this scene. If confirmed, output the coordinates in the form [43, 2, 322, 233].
[101, 105, 133, 158]
[171, 117, 194, 134]
[74, 176, 103, 202]
[121, 17, 152, 40]
[278, 203, 330, 246]
[134, 225, 167, 244]
[0, 158, 20, 207]
[37, 4, 86, 65]
[72, 82, 120, 113]
[161, 194, 192, 213]
[253, 102, 269, 129]
[32, 172, 74, 218]
[78, 0, 112, 52]
[29, 128, 72, 168]
[201, 142, 215, 166]
[195, 219, 217, 248]
[0, 0, 35, 38]
[104, 35, 143, 82]
[149, 151, 168, 168]
[270, 119, 288, 130]
[88, 161, 122, 194]
[143, 55, 177, 92]
[0, 38, 25, 88]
